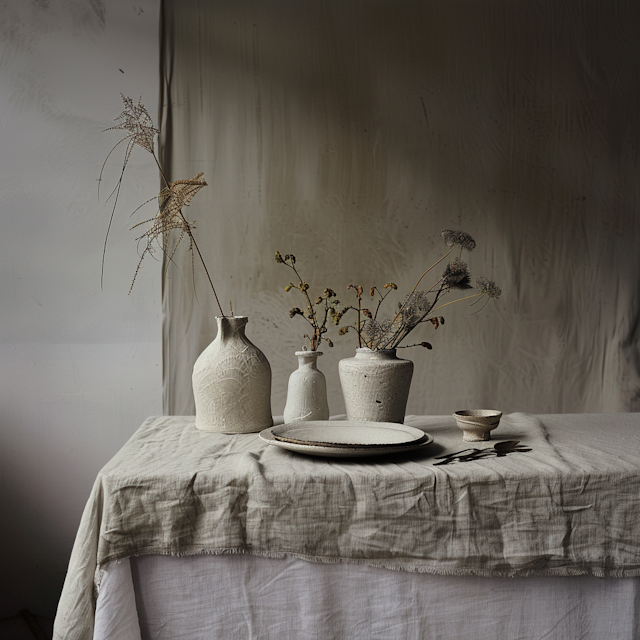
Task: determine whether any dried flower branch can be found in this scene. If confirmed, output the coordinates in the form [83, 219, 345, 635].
[100, 95, 224, 315]
[340, 230, 501, 350]
[275, 251, 340, 350]
[98, 96, 160, 284]
[129, 173, 208, 293]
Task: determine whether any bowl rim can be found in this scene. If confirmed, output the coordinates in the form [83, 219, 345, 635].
[453, 409, 502, 423]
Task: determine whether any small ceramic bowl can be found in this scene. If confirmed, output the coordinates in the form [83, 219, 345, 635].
[453, 410, 502, 442]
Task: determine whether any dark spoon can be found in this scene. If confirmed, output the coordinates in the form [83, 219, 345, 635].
[433, 440, 531, 465]
[435, 440, 521, 460]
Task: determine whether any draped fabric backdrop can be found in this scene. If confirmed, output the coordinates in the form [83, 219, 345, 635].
[159, 0, 640, 417]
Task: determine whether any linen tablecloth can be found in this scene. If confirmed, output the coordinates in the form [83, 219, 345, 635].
[54, 413, 640, 640]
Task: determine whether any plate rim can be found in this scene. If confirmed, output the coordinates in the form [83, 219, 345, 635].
[259, 426, 434, 458]
[269, 420, 427, 448]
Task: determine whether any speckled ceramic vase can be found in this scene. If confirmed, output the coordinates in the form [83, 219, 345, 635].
[338, 348, 413, 423]
[283, 350, 330, 423]
[193, 316, 273, 433]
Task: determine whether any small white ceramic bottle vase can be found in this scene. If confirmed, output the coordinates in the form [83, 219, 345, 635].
[283, 351, 330, 423]
[192, 316, 273, 433]
[338, 348, 413, 423]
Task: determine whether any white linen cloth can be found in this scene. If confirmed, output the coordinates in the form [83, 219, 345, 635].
[94, 554, 640, 640]
[54, 413, 640, 640]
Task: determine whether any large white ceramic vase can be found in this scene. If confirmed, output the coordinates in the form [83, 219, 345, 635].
[338, 348, 413, 423]
[193, 316, 273, 433]
[283, 350, 330, 423]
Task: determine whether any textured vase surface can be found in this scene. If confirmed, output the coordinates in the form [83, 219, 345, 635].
[193, 316, 273, 433]
[338, 348, 413, 423]
[283, 350, 330, 423]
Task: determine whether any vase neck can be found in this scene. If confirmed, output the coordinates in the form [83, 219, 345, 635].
[354, 347, 397, 360]
[216, 316, 248, 342]
[295, 350, 322, 370]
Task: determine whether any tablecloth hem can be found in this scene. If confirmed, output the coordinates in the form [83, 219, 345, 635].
[96, 547, 640, 581]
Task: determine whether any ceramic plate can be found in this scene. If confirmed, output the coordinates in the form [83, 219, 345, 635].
[260, 422, 434, 458]
[270, 421, 427, 447]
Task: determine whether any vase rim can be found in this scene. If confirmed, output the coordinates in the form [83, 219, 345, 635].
[355, 347, 397, 354]
[216, 315, 248, 319]
[295, 350, 323, 357]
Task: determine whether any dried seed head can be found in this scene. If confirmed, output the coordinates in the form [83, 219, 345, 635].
[129, 173, 207, 293]
[347, 284, 363, 300]
[476, 277, 502, 299]
[275, 251, 284, 263]
[363, 319, 381, 338]
[442, 257, 472, 289]
[400, 290, 432, 320]
[104, 95, 159, 161]
[442, 229, 476, 251]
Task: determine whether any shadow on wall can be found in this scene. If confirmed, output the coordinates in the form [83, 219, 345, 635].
[0, 418, 71, 618]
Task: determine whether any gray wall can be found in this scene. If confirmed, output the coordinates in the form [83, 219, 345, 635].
[0, 0, 161, 617]
[162, 0, 640, 418]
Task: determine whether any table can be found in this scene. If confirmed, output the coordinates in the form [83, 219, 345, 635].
[53, 413, 640, 640]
